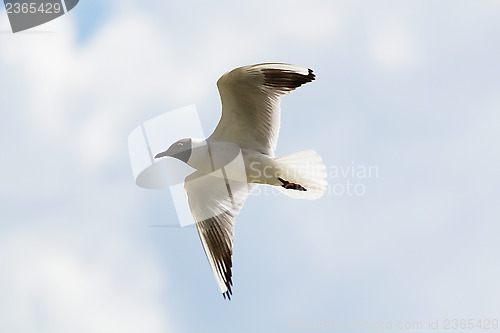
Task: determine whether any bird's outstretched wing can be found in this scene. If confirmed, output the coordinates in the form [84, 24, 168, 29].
[184, 170, 256, 299]
[209, 63, 315, 157]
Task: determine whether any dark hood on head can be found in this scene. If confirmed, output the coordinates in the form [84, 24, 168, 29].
[154, 138, 192, 163]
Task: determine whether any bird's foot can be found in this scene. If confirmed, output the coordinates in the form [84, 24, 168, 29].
[278, 177, 307, 191]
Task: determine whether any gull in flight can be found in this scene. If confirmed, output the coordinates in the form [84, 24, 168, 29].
[155, 63, 327, 299]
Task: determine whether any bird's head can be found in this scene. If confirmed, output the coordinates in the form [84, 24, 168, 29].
[155, 138, 192, 163]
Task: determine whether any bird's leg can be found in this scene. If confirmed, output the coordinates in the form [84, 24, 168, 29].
[278, 177, 307, 191]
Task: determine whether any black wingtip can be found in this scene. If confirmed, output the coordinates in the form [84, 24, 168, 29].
[262, 67, 316, 91]
[308, 68, 316, 81]
[223, 290, 232, 300]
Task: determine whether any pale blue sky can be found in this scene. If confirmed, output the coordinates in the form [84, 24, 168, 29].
[1, 1, 499, 332]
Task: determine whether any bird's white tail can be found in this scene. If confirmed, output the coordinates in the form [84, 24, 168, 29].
[273, 150, 327, 200]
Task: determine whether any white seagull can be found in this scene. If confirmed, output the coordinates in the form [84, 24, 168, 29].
[155, 63, 327, 299]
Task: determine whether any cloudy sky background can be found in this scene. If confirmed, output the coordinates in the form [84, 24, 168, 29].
[1, 0, 499, 332]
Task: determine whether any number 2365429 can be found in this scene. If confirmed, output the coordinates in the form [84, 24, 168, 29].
[5, 2, 62, 14]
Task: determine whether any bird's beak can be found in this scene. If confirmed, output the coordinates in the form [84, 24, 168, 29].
[154, 148, 172, 159]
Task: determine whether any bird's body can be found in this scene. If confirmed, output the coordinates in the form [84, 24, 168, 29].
[155, 63, 327, 299]
[185, 138, 283, 186]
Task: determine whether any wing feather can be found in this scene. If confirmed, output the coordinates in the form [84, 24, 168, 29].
[184, 171, 256, 299]
[209, 63, 315, 156]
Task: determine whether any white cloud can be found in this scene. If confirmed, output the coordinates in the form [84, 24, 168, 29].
[258, 0, 343, 44]
[0, 228, 176, 333]
[0, 11, 216, 170]
[368, 19, 420, 68]
[76, 105, 121, 169]
[0, 9, 184, 333]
